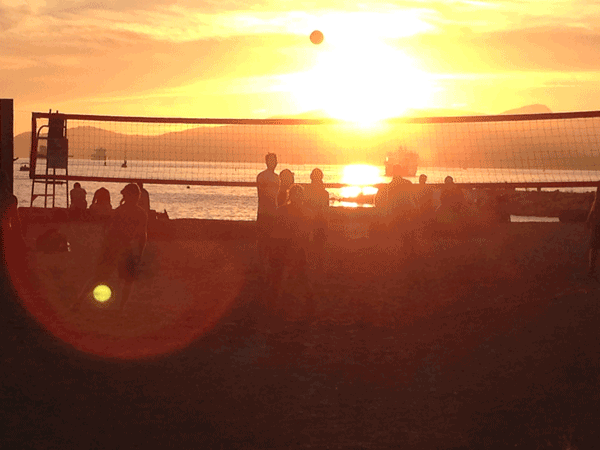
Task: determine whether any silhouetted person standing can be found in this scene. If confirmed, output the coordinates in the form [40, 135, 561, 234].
[277, 169, 295, 207]
[438, 176, 466, 227]
[256, 153, 280, 273]
[269, 184, 315, 317]
[586, 183, 600, 278]
[415, 173, 434, 219]
[304, 168, 329, 273]
[72, 183, 148, 311]
[387, 175, 418, 255]
[0, 171, 26, 283]
[388, 175, 417, 226]
[440, 176, 465, 212]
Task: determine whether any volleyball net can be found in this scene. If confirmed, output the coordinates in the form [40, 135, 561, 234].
[29, 110, 600, 190]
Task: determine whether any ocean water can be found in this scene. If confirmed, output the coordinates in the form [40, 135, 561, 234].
[11, 159, 600, 221]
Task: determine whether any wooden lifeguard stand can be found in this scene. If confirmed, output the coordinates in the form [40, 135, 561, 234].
[30, 112, 70, 207]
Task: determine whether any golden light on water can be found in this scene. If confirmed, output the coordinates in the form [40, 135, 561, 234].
[341, 164, 381, 186]
[340, 164, 383, 201]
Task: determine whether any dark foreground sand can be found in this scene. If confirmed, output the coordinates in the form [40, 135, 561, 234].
[2, 218, 600, 449]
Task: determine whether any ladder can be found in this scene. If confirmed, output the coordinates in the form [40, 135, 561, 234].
[30, 114, 70, 208]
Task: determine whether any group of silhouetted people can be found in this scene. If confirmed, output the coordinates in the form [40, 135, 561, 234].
[64, 181, 151, 310]
[5, 162, 600, 318]
[71, 182, 149, 311]
[375, 173, 470, 232]
[69, 181, 151, 220]
[255, 153, 330, 315]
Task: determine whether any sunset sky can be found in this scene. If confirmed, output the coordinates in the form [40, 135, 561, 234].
[3, 0, 600, 134]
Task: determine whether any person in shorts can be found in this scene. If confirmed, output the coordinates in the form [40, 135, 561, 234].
[256, 153, 280, 273]
[72, 183, 148, 311]
[303, 168, 329, 273]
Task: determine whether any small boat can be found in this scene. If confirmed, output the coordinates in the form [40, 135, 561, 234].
[19, 163, 30, 172]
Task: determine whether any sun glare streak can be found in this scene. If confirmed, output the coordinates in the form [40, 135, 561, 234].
[342, 164, 384, 186]
[339, 165, 385, 201]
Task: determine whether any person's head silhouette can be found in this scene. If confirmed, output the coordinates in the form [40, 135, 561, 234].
[289, 184, 304, 205]
[311, 168, 324, 183]
[265, 153, 277, 171]
[121, 183, 140, 205]
[280, 169, 294, 188]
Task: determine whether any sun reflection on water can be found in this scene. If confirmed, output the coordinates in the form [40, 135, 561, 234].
[339, 165, 383, 205]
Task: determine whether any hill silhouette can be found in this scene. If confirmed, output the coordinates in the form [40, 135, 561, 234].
[404, 107, 484, 117]
[500, 104, 553, 115]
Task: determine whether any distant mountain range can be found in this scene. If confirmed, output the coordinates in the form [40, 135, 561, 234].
[14, 104, 552, 159]
[500, 104, 553, 115]
[12, 104, 600, 171]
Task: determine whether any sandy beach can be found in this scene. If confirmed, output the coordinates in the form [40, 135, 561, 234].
[2, 213, 600, 448]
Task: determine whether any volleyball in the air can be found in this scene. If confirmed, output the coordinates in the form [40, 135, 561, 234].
[310, 30, 324, 45]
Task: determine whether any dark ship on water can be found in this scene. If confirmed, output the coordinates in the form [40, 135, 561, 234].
[385, 146, 419, 177]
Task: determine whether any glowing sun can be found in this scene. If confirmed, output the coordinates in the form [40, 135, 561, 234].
[294, 34, 433, 124]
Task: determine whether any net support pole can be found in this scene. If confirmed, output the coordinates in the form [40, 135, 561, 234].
[0, 99, 14, 193]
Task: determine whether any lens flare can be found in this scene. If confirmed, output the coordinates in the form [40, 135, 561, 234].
[93, 284, 112, 303]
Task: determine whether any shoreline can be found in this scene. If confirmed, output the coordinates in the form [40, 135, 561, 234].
[17, 187, 595, 224]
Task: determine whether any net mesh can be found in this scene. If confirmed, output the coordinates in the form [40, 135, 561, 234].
[30, 111, 600, 188]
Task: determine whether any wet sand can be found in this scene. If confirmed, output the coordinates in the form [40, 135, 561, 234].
[2, 217, 600, 448]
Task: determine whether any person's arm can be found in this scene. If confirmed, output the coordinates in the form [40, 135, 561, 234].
[321, 189, 329, 208]
[256, 173, 263, 195]
[587, 204, 599, 229]
[10, 201, 26, 248]
[136, 213, 148, 260]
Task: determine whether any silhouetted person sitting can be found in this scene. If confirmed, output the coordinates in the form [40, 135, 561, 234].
[484, 191, 510, 224]
[268, 184, 315, 317]
[256, 152, 280, 274]
[72, 183, 148, 312]
[277, 169, 295, 207]
[70, 182, 87, 219]
[586, 182, 600, 279]
[304, 168, 330, 273]
[89, 187, 113, 219]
